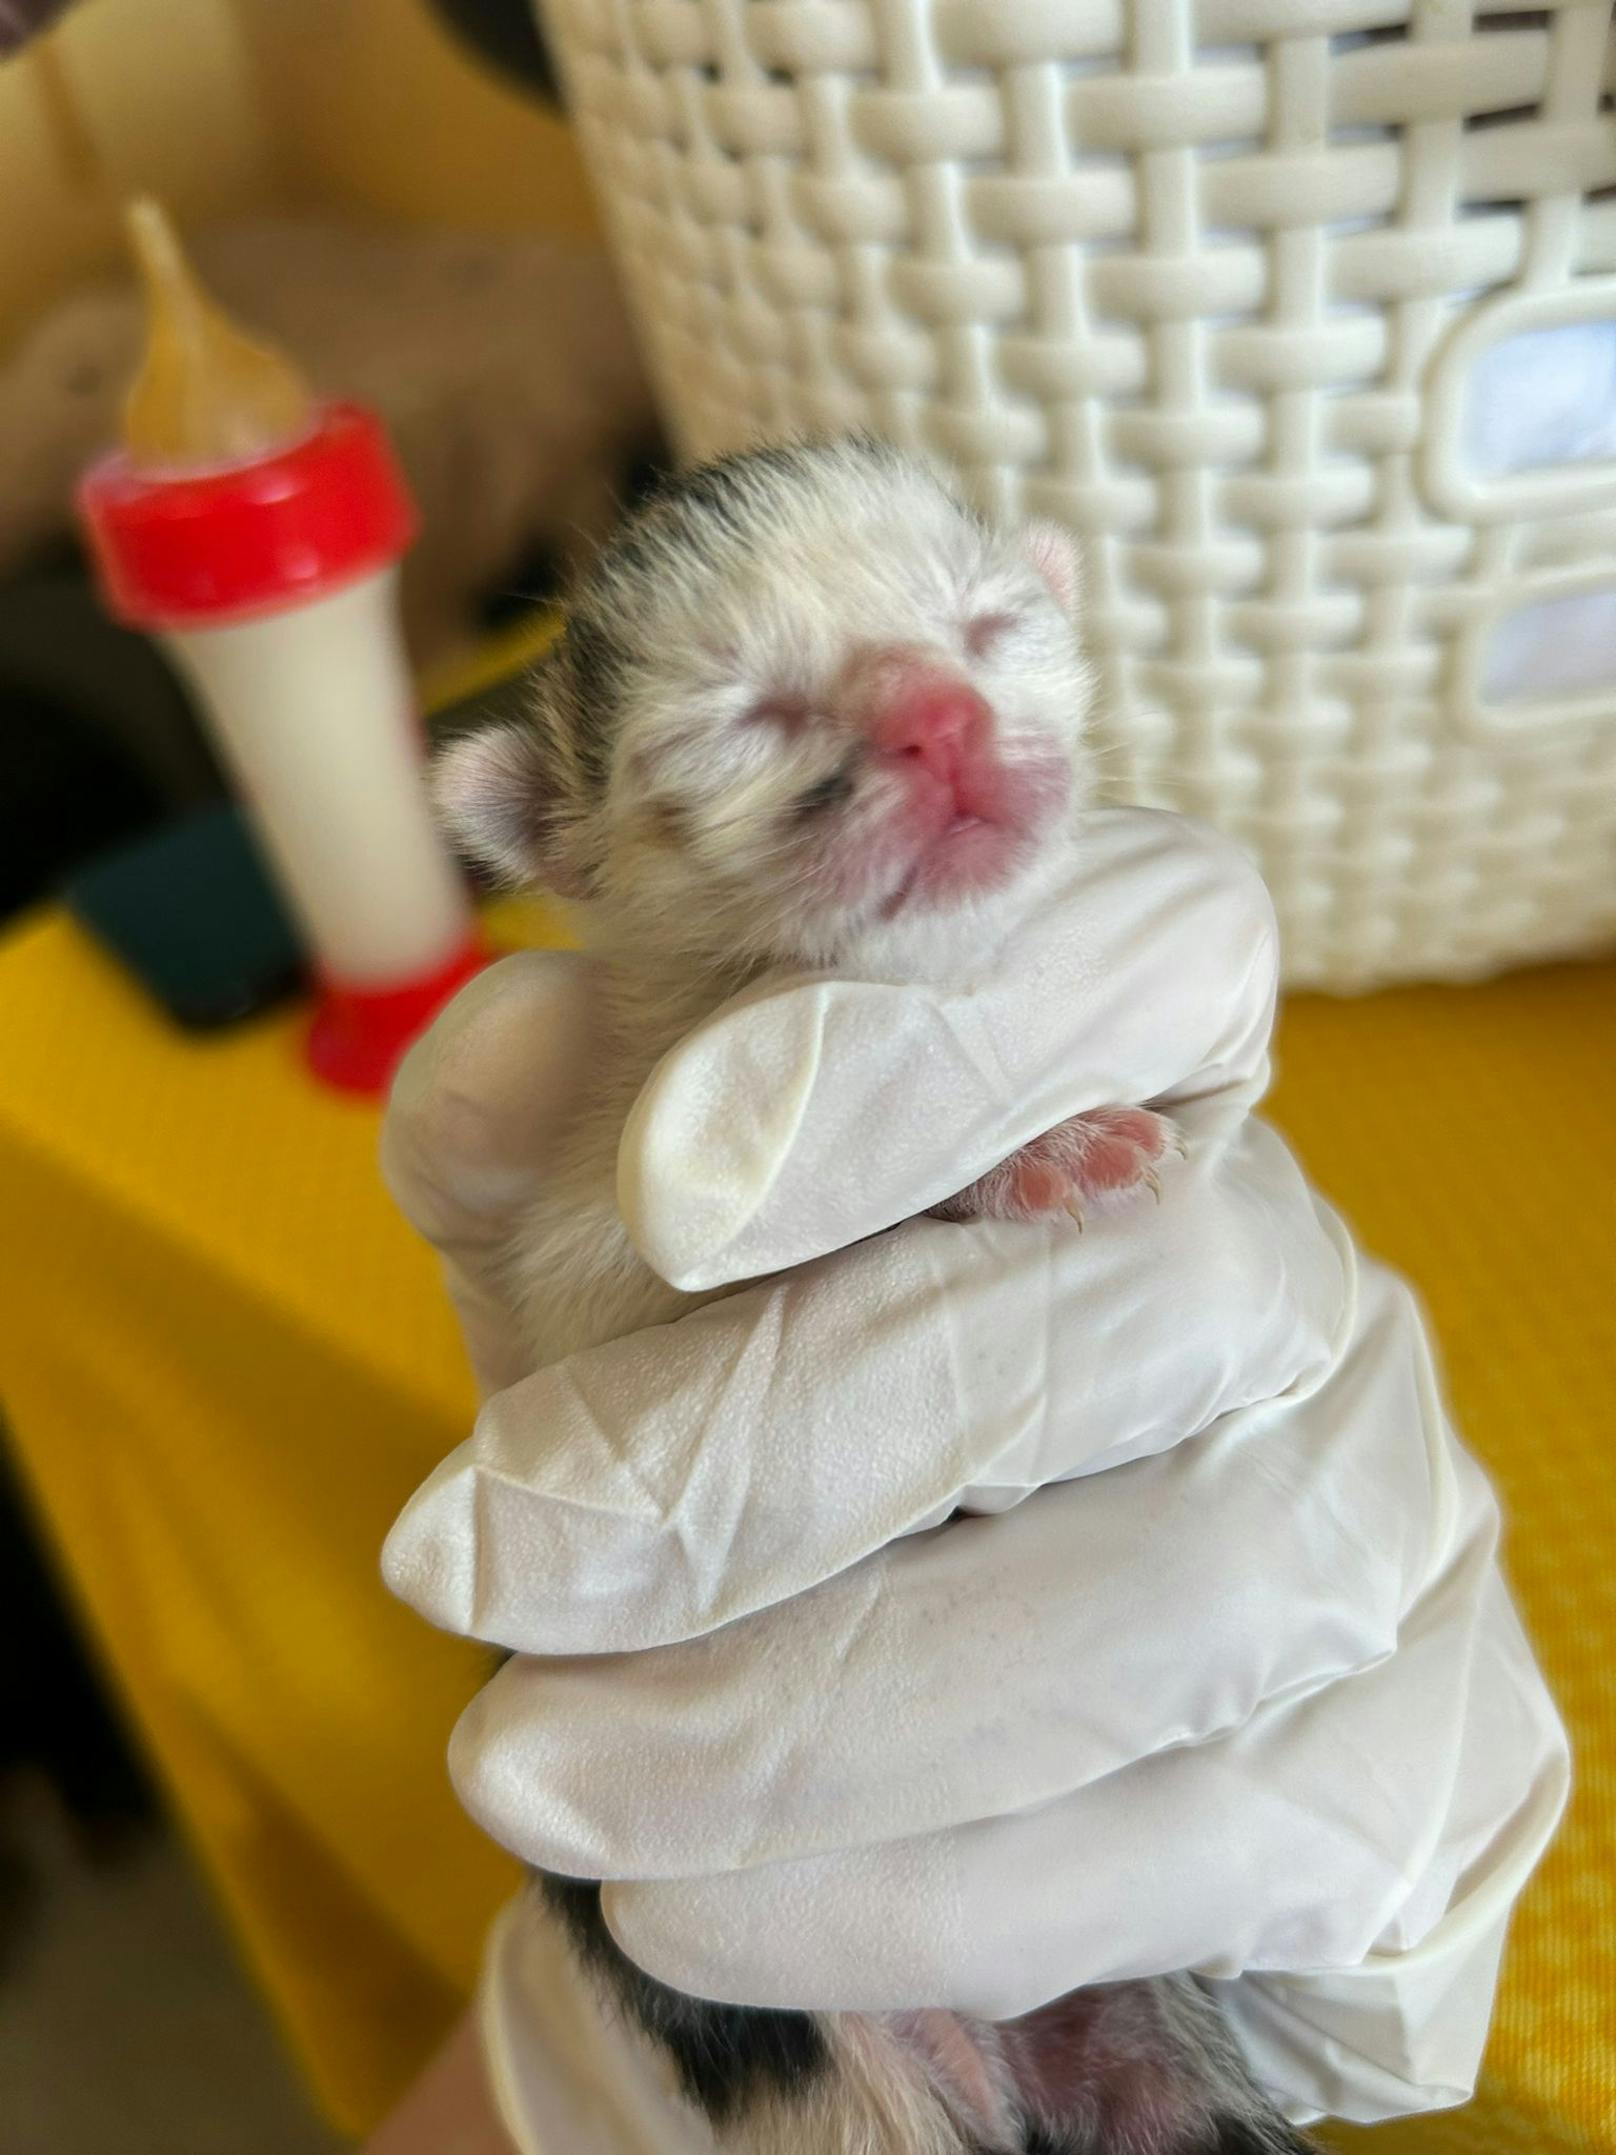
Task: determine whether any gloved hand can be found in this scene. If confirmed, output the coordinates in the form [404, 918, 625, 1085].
[380, 822, 1566, 2130]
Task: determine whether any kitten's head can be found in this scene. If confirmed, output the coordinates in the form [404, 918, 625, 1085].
[435, 437, 1092, 972]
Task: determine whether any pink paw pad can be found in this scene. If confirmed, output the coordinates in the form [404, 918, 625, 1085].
[1001, 1106, 1180, 1222]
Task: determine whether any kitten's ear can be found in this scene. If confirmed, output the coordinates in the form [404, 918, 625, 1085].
[431, 722, 589, 897]
[1022, 517, 1082, 617]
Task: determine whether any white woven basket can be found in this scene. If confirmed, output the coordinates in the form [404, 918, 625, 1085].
[540, 0, 1616, 988]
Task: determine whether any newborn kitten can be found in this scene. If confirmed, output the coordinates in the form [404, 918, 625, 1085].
[434, 439, 1311, 2155]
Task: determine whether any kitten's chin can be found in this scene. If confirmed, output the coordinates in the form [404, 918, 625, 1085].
[876, 817, 1030, 920]
[876, 759, 1074, 923]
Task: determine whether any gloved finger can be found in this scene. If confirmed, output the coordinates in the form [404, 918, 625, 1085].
[598, 1551, 1566, 2033]
[441, 1262, 1479, 1877]
[381, 949, 598, 1391]
[621, 813, 1276, 1290]
[384, 1115, 1347, 1651]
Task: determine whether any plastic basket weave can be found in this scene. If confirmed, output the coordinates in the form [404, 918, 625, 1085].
[540, 0, 1616, 987]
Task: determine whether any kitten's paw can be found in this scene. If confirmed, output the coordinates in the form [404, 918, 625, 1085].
[934, 1107, 1181, 1227]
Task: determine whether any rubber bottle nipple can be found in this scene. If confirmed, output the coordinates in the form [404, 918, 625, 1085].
[121, 197, 314, 467]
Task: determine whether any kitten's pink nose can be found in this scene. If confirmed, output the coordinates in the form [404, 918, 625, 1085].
[853, 653, 992, 789]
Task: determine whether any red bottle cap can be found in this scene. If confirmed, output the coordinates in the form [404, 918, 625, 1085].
[78, 401, 417, 630]
[306, 933, 491, 1097]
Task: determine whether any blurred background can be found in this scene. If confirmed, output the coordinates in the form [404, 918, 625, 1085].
[0, 3, 651, 2148]
[0, 4, 1611, 2152]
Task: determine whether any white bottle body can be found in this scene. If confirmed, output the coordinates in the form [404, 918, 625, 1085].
[163, 567, 470, 986]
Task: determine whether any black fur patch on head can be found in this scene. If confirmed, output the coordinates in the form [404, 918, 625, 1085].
[540, 1873, 830, 2124]
[560, 612, 624, 796]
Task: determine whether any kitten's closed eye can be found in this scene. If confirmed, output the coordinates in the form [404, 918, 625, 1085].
[965, 612, 1018, 660]
[746, 692, 813, 730]
[792, 765, 857, 819]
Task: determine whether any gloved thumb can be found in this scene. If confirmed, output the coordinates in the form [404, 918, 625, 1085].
[381, 947, 599, 1394]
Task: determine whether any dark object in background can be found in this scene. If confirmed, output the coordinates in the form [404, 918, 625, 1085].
[0, 0, 75, 56]
[0, 1435, 156, 1978]
[0, 563, 197, 1961]
[65, 804, 306, 1032]
[1, 683, 163, 926]
[0, 562, 222, 929]
[1, 0, 564, 103]
[424, 0, 562, 105]
[0, 1440, 153, 1834]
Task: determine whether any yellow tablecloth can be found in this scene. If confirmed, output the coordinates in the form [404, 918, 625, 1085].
[0, 907, 1609, 2148]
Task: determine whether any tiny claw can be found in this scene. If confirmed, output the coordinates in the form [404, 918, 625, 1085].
[1143, 1167, 1162, 1202]
[1170, 1132, 1188, 1160]
[1064, 1195, 1086, 1232]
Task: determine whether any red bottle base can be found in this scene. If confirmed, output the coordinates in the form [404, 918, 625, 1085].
[305, 934, 490, 1097]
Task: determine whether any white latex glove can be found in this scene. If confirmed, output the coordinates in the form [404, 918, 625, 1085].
[381, 813, 1566, 2129]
